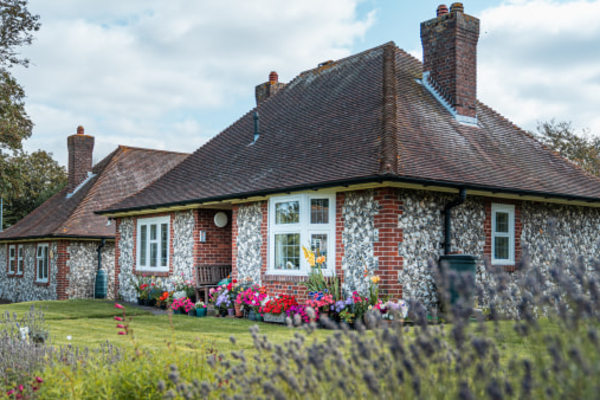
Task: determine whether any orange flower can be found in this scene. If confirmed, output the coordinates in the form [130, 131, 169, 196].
[370, 275, 381, 284]
[316, 256, 326, 264]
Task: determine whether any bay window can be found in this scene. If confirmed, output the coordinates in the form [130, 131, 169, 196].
[269, 193, 335, 275]
[137, 216, 170, 272]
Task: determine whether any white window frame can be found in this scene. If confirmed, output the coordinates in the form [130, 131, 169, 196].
[136, 216, 170, 272]
[36, 244, 49, 283]
[268, 193, 336, 276]
[8, 245, 16, 274]
[17, 245, 24, 275]
[491, 203, 515, 265]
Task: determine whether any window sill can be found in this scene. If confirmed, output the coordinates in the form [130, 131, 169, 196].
[7, 273, 24, 278]
[34, 280, 50, 286]
[135, 270, 170, 277]
[264, 274, 308, 283]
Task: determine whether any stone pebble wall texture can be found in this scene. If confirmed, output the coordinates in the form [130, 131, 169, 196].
[117, 218, 136, 302]
[235, 203, 263, 284]
[0, 242, 59, 302]
[481, 202, 600, 318]
[118, 211, 196, 302]
[66, 242, 116, 299]
[398, 190, 486, 311]
[341, 190, 379, 294]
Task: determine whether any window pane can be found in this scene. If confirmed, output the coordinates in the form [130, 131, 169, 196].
[150, 224, 157, 240]
[38, 259, 42, 279]
[150, 243, 158, 267]
[274, 233, 300, 270]
[161, 223, 168, 267]
[310, 234, 328, 269]
[275, 201, 299, 224]
[495, 212, 509, 233]
[140, 225, 147, 266]
[310, 199, 329, 224]
[494, 237, 509, 260]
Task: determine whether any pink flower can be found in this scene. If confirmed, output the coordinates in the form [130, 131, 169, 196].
[7, 390, 14, 395]
[35, 377, 43, 383]
[116, 324, 125, 329]
[114, 303, 124, 310]
[118, 331, 126, 335]
[114, 316, 123, 321]
[18, 385, 23, 391]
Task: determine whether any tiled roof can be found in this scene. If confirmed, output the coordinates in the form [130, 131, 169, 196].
[0, 146, 187, 240]
[102, 42, 600, 214]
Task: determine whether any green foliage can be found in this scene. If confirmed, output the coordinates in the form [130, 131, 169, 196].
[535, 120, 600, 177]
[0, 149, 67, 228]
[0, 0, 40, 152]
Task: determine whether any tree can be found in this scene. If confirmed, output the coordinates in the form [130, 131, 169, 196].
[534, 120, 600, 177]
[0, 0, 40, 152]
[1, 150, 67, 228]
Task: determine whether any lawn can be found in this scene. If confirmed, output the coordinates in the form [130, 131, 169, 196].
[0, 299, 334, 352]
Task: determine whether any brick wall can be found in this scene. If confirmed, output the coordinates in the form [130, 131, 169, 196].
[67, 133, 94, 191]
[194, 209, 232, 266]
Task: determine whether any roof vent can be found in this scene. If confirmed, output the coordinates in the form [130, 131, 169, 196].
[252, 111, 260, 143]
[318, 60, 334, 68]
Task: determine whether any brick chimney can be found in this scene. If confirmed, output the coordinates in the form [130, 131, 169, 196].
[421, 3, 480, 121]
[67, 126, 94, 191]
[255, 71, 286, 105]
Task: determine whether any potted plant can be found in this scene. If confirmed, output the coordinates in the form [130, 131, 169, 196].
[171, 297, 194, 315]
[260, 295, 297, 324]
[195, 301, 207, 317]
[134, 276, 151, 305]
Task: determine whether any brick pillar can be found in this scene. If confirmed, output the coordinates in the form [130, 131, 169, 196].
[231, 206, 239, 280]
[114, 219, 121, 298]
[56, 240, 70, 300]
[373, 188, 403, 299]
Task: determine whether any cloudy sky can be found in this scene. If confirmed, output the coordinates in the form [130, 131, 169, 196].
[14, 0, 600, 166]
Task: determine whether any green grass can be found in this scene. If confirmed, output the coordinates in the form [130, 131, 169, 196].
[0, 300, 333, 352]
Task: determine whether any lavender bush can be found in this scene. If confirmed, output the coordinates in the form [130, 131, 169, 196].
[160, 253, 600, 399]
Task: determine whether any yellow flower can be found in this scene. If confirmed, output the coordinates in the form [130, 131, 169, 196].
[371, 276, 381, 284]
[302, 246, 316, 267]
[316, 256, 326, 265]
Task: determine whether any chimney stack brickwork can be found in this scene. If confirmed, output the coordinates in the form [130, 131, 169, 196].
[67, 126, 94, 191]
[421, 3, 480, 118]
[255, 71, 286, 105]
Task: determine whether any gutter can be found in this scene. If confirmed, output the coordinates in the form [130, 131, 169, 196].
[0, 235, 114, 244]
[96, 174, 600, 217]
[443, 188, 466, 255]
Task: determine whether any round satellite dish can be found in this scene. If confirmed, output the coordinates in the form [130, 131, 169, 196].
[214, 212, 228, 228]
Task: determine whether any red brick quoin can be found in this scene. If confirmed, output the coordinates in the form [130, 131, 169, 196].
[56, 240, 70, 299]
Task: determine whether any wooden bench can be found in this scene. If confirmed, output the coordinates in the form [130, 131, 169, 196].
[194, 264, 232, 303]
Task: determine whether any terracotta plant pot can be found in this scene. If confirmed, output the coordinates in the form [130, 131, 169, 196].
[234, 303, 243, 318]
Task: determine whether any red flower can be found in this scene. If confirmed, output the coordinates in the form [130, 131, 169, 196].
[114, 316, 123, 321]
[118, 331, 126, 335]
[114, 303, 124, 310]
[116, 324, 125, 329]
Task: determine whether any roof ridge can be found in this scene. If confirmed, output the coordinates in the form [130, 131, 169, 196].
[117, 145, 190, 156]
[380, 43, 399, 174]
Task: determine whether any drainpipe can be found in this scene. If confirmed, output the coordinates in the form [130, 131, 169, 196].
[95, 239, 107, 299]
[443, 188, 467, 255]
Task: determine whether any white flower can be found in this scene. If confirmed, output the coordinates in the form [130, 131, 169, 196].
[19, 327, 29, 341]
[66, 335, 72, 341]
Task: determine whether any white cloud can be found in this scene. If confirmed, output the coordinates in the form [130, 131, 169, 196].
[478, 0, 600, 135]
[16, 0, 374, 165]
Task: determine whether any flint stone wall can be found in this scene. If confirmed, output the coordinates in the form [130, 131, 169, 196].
[117, 218, 136, 302]
[341, 190, 379, 294]
[0, 242, 59, 302]
[236, 203, 263, 284]
[118, 211, 195, 302]
[66, 242, 116, 299]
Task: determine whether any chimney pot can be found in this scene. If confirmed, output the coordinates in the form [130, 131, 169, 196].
[269, 71, 278, 84]
[450, 2, 464, 14]
[437, 4, 449, 16]
[77, 125, 84, 135]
